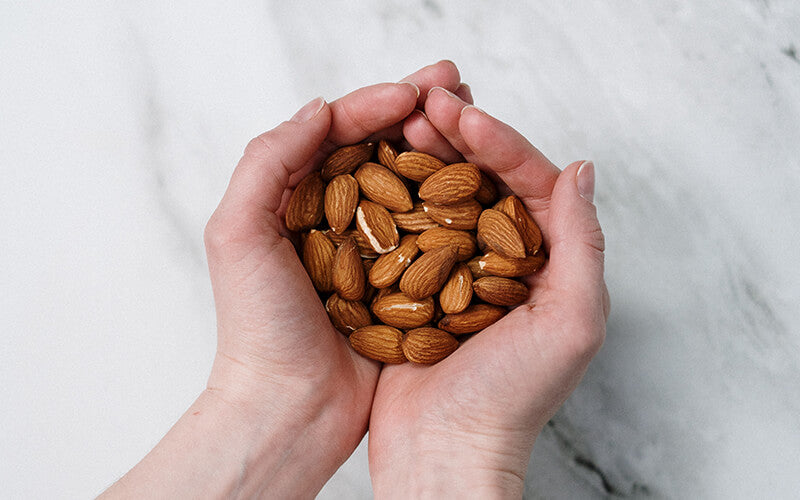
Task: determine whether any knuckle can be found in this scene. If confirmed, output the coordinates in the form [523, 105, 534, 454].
[562, 317, 606, 364]
[243, 132, 278, 161]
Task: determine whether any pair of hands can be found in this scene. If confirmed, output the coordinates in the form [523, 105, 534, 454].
[102, 61, 608, 499]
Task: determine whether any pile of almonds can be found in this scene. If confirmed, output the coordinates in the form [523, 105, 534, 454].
[285, 140, 545, 364]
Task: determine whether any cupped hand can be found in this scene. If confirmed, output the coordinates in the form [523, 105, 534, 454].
[368, 88, 610, 497]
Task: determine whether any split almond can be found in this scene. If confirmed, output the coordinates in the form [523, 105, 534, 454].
[418, 163, 481, 205]
[477, 209, 526, 259]
[372, 292, 435, 329]
[417, 227, 477, 261]
[349, 325, 406, 364]
[326, 294, 372, 336]
[399, 245, 458, 300]
[285, 172, 324, 231]
[438, 304, 507, 335]
[369, 234, 419, 289]
[439, 263, 473, 314]
[324, 174, 359, 234]
[355, 200, 399, 254]
[355, 162, 413, 212]
[472, 276, 528, 306]
[302, 230, 336, 292]
[422, 199, 482, 230]
[332, 238, 366, 301]
[321, 143, 374, 180]
[394, 151, 446, 181]
[402, 328, 459, 364]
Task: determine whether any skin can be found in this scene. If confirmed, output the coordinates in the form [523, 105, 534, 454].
[100, 61, 609, 499]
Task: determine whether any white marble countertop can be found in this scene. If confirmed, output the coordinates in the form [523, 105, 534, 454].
[2, 1, 799, 498]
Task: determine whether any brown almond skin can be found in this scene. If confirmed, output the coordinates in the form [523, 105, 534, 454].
[332, 238, 366, 301]
[392, 202, 439, 233]
[355, 162, 413, 212]
[285, 172, 324, 231]
[369, 234, 419, 289]
[377, 139, 400, 175]
[399, 245, 458, 300]
[302, 230, 336, 292]
[472, 251, 546, 278]
[423, 199, 482, 230]
[321, 143, 375, 180]
[418, 163, 481, 205]
[477, 209, 526, 259]
[372, 292, 435, 329]
[394, 151, 446, 181]
[355, 200, 400, 254]
[500, 195, 543, 255]
[349, 325, 406, 364]
[325, 229, 380, 259]
[438, 304, 507, 335]
[439, 263, 473, 314]
[472, 277, 528, 306]
[402, 327, 459, 364]
[417, 227, 478, 261]
[325, 294, 372, 336]
[325, 174, 359, 234]
[475, 170, 499, 206]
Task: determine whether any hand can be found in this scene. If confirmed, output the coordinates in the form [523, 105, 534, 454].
[368, 89, 610, 497]
[100, 61, 472, 499]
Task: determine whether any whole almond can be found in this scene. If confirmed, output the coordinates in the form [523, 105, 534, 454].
[372, 292, 435, 329]
[438, 304, 507, 335]
[394, 151, 446, 181]
[355, 200, 400, 254]
[321, 143, 375, 180]
[418, 163, 481, 205]
[371, 285, 397, 309]
[324, 229, 380, 259]
[326, 294, 372, 335]
[470, 251, 546, 278]
[332, 238, 366, 300]
[355, 162, 413, 212]
[285, 172, 324, 231]
[302, 230, 336, 292]
[477, 209, 526, 259]
[475, 170, 499, 205]
[472, 276, 528, 306]
[377, 139, 399, 175]
[499, 195, 543, 255]
[325, 174, 359, 234]
[369, 234, 420, 288]
[399, 245, 458, 300]
[349, 325, 406, 364]
[392, 202, 439, 233]
[439, 263, 473, 314]
[423, 199, 482, 230]
[417, 227, 478, 261]
[402, 327, 459, 364]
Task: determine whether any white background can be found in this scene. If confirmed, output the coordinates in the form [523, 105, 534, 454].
[2, 1, 799, 498]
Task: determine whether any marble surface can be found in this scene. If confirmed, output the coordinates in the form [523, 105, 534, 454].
[2, 1, 799, 498]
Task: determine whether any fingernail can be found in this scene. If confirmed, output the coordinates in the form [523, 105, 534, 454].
[290, 97, 325, 123]
[460, 104, 486, 116]
[455, 82, 472, 101]
[428, 86, 458, 99]
[398, 81, 421, 99]
[577, 161, 595, 203]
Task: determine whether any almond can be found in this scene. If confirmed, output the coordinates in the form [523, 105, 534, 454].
[418, 163, 481, 205]
[324, 229, 380, 259]
[370, 285, 396, 309]
[302, 230, 336, 292]
[372, 292, 435, 329]
[326, 294, 372, 335]
[470, 251, 546, 278]
[355, 162, 413, 212]
[472, 277, 528, 306]
[438, 263, 473, 314]
[402, 327, 459, 364]
[355, 200, 399, 254]
[499, 195, 543, 255]
[369, 234, 419, 288]
[285, 172, 324, 231]
[377, 139, 399, 175]
[349, 325, 406, 364]
[422, 199, 482, 230]
[438, 304, 507, 335]
[475, 170, 499, 205]
[332, 237, 366, 300]
[399, 245, 458, 300]
[394, 151, 446, 181]
[324, 174, 359, 234]
[321, 143, 375, 180]
[392, 202, 439, 233]
[416, 227, 478, 261]
[477, 209, 526, 259]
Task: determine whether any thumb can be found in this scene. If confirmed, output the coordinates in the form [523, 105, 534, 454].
[545, 160, 610, 334]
